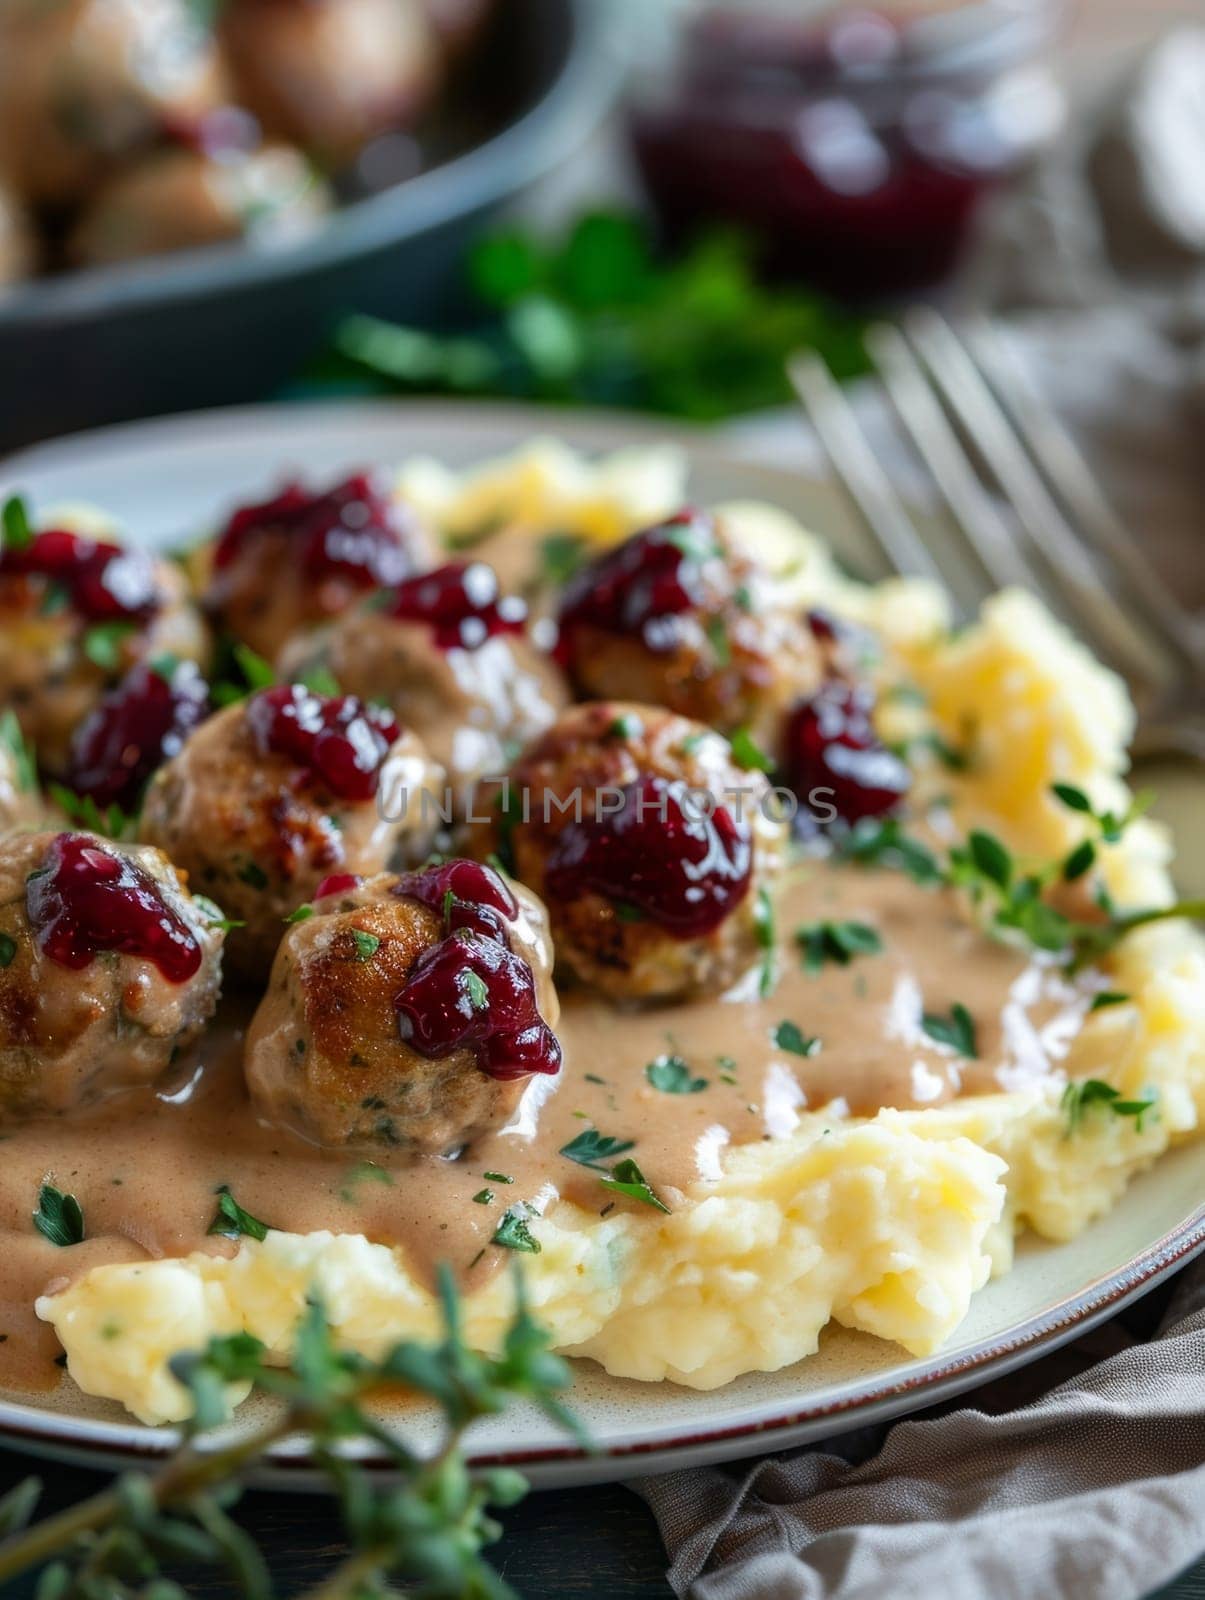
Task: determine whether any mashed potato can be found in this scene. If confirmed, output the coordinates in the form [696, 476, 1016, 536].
[37, 445, 1205, 1425]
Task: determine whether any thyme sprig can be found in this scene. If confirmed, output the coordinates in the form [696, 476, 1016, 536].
[0, 1267, 581, 1600]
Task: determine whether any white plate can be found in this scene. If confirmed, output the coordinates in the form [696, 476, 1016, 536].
[1, 400, 1202, 1489]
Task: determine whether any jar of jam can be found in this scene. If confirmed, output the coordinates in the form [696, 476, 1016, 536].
[628, 0, 1066, 299]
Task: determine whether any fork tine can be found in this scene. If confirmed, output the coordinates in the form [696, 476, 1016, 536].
[787, 351, 946, 589]
[865, 323, 1042, 595]
[902, 307, 1167, 695]
[963, 315, 1205, 681]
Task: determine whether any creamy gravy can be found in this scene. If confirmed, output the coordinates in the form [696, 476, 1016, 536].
[0, 862, 1092, 1396]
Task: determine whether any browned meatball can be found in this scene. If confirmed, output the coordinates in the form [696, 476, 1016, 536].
[279, 561, 569, 811]
[557, 511, 824, 759]
[139, 686, 444, 981]
[70, 140, 327, 266]
[0, 0, 225, 209]
[203, 472, 432, 665]
[217, 0, 440, 165]
[473, 702, 787, 1002]
[244, 859, 560, 1155]
[0, 525, 209, 777]
[0, 830, 225, 1126]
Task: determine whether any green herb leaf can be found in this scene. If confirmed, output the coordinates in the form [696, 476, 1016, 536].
[559, 1129, 636, 1170]
[237, 860, 268, 890]
[1061, 1078, 1158, 1135]
[729, 726, 773, 773]
[0, 932, 15, 968]
[47, 783, 133, 841]
[234, 645, 276, 691]
[921, 1002, 978, 1058]
[704, 616, 731, 667]
[754, 885, 776, 998]
[1090, 990, 1130, 1012]
[298, 667, 341, 697]
[472, 1189, 494, 1205]
[645, 1054, 708, 1094]
[772, 1020, 820, 1058]
[0, 709, 36, 793]
[1051, 782, 1092, 814]
[539, 532, 587, 585]
[968, 830, 1012, 890]
[598, 1158, 670, 1213]
[492, 1208, 541, 1253]
[607, 713, 643, 740]
[795, 919, 882, 974]
[483, 1170, 513, 1184]
[351, 930, 380, 962]
[82, 622, 137, 673]
[2, 494, 34, 552]
[840, 817, 943, 885]
[285, 903, 315, 924]
[1063, 840, 1097, 882]
[207, 1186, 270, 1242]
[33, 1184, 85, 1247]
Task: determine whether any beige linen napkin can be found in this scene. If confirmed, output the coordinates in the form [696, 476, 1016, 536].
[633, 1257, 1205, 1600]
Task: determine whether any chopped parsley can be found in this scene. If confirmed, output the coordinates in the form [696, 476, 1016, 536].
[82, 622, 137, 673]
[607, 713, 643, 740]
[920, 1002, 978, 1058]
[540, 532, 588, 586]
[237, 860, 269, 891]
[340, 1162, 393, 1202]
[492, 1208, 541, 1253]
[559, 1129, 636, 1170]
[208, 1186, 271, 1242]
[1090, 991, 1131, 1012]
[0, 933, 15, 969]
[1061, 1079, 1158, 1136]
[839, 817, 943, 885]
[729, 727, 773, 773]
[753, 885, 776, 998]
[0, 709, 36, 794]
[351, 930, 381, 962]
[47, 784, 132, 841]
[599, 1158, 670, 1214]
[1, 494, 34, 552]
[234, 644, 277, 692]
[472, 1189, 494, 1205]
[285, 904, 315, 924]
[645, 1054, 708, 1094]
[32, 1184, 85, 1247]
[463, 969, 489, 1009]
[796, 919, 882, 974]
[703, 615, 731, 667]
[483, 1171, 513, 1185]
[772, 1020, 820, 1058]
[299, 667, 341, 697]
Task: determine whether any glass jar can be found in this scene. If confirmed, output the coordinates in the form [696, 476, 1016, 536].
[627, 0, 1067, 299]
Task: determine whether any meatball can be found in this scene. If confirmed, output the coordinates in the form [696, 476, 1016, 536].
[217, 0, 440, 165]
[203, 472, 431, 665]
[0, 713, 42, 836]
[244, 858, 560, 1155]
[474, 702, 787, 1002]
[70, 138, 327, 267]
[279, 561, 570, 811]
[0, 0, 225, 209]
[0, 523, 210, 776]
[0, 830, 225, 1125]
[139, 685, 444, 979]
[557, 510, 823, 758]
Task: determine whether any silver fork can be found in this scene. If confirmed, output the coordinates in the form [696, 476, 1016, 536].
[788, 309, 1205, 760]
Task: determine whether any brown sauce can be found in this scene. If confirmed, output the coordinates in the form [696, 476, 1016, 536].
[0, 862, 1091, 1396]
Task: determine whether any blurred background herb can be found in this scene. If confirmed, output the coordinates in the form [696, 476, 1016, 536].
[310, 211, 870, 421]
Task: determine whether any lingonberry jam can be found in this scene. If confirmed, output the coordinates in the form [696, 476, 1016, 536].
[314, 873, 363, 901]
[786, 680, 910, 827]
[246, 686, 400, 802]
[545, 774, 753, 937]
[27, 833, 203, 982]
[67, 659, 210, 809]
[213, 473, 416, 590]
[395, 931, 560, 1082]
[394, 858, 518, 945]
[558, 510, 721, 655]
[392, 858, 560, 1081]
[0, 530, 160, 623]
[384, 562, 527, 650]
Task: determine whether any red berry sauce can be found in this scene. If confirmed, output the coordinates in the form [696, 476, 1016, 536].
[0, 530, 160, 623]
[314, 873, 363, 901]
[27, 832, 203, 982]
[246, 685, 400, 803]
[213, 473, 417, 590]
[392, 858, 560, 1082]
[545, 774, 752, 937]
[786, 680, 910, 827]
[68, 659, 210, 809]
[384, 562, 527, 651]
[558, 510, 720, 655]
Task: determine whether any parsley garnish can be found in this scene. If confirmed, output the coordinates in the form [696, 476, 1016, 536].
[208, 1186, 271, 1242]
[32, 1184, 85, 1247]
[645, 1054, 708, 1094]
[704, 616, 731, 667]
[1061, 1079, 1158, 1136]
[2, 494, 34, 552]
[483, 1171, 513, 1184]
[599, 1158, 670, 1214]
[1090, 991, 1130, 1012]
[559, 1129, 636, 1170]
[540, 532, 587, 585]
[299, 667, 341, 697]
[472, 1189, 494, 1205]
[729, 727, 773, 773]
[0, 932, 15, 968]
[192, 895, 244, 934]
[463, 969, 488, 1009]
[351, 930, 381, 962]
[607, 713, 643, 740]
[921, 1002, 978, 1058]
[285, 904, 315, 924]
[0, 709, 36, 793]
[48, 784, 132, 841]
[839, 818, 943, 885]
[492, 1208, 541, 1253]
[796, 919, 882, 974]
[82, 622, 136, 673]
[753, 885, 776, 998]
[772, 1020, 820, 1058]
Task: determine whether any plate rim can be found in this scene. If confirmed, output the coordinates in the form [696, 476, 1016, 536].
[0, 395, 1201, 1487]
